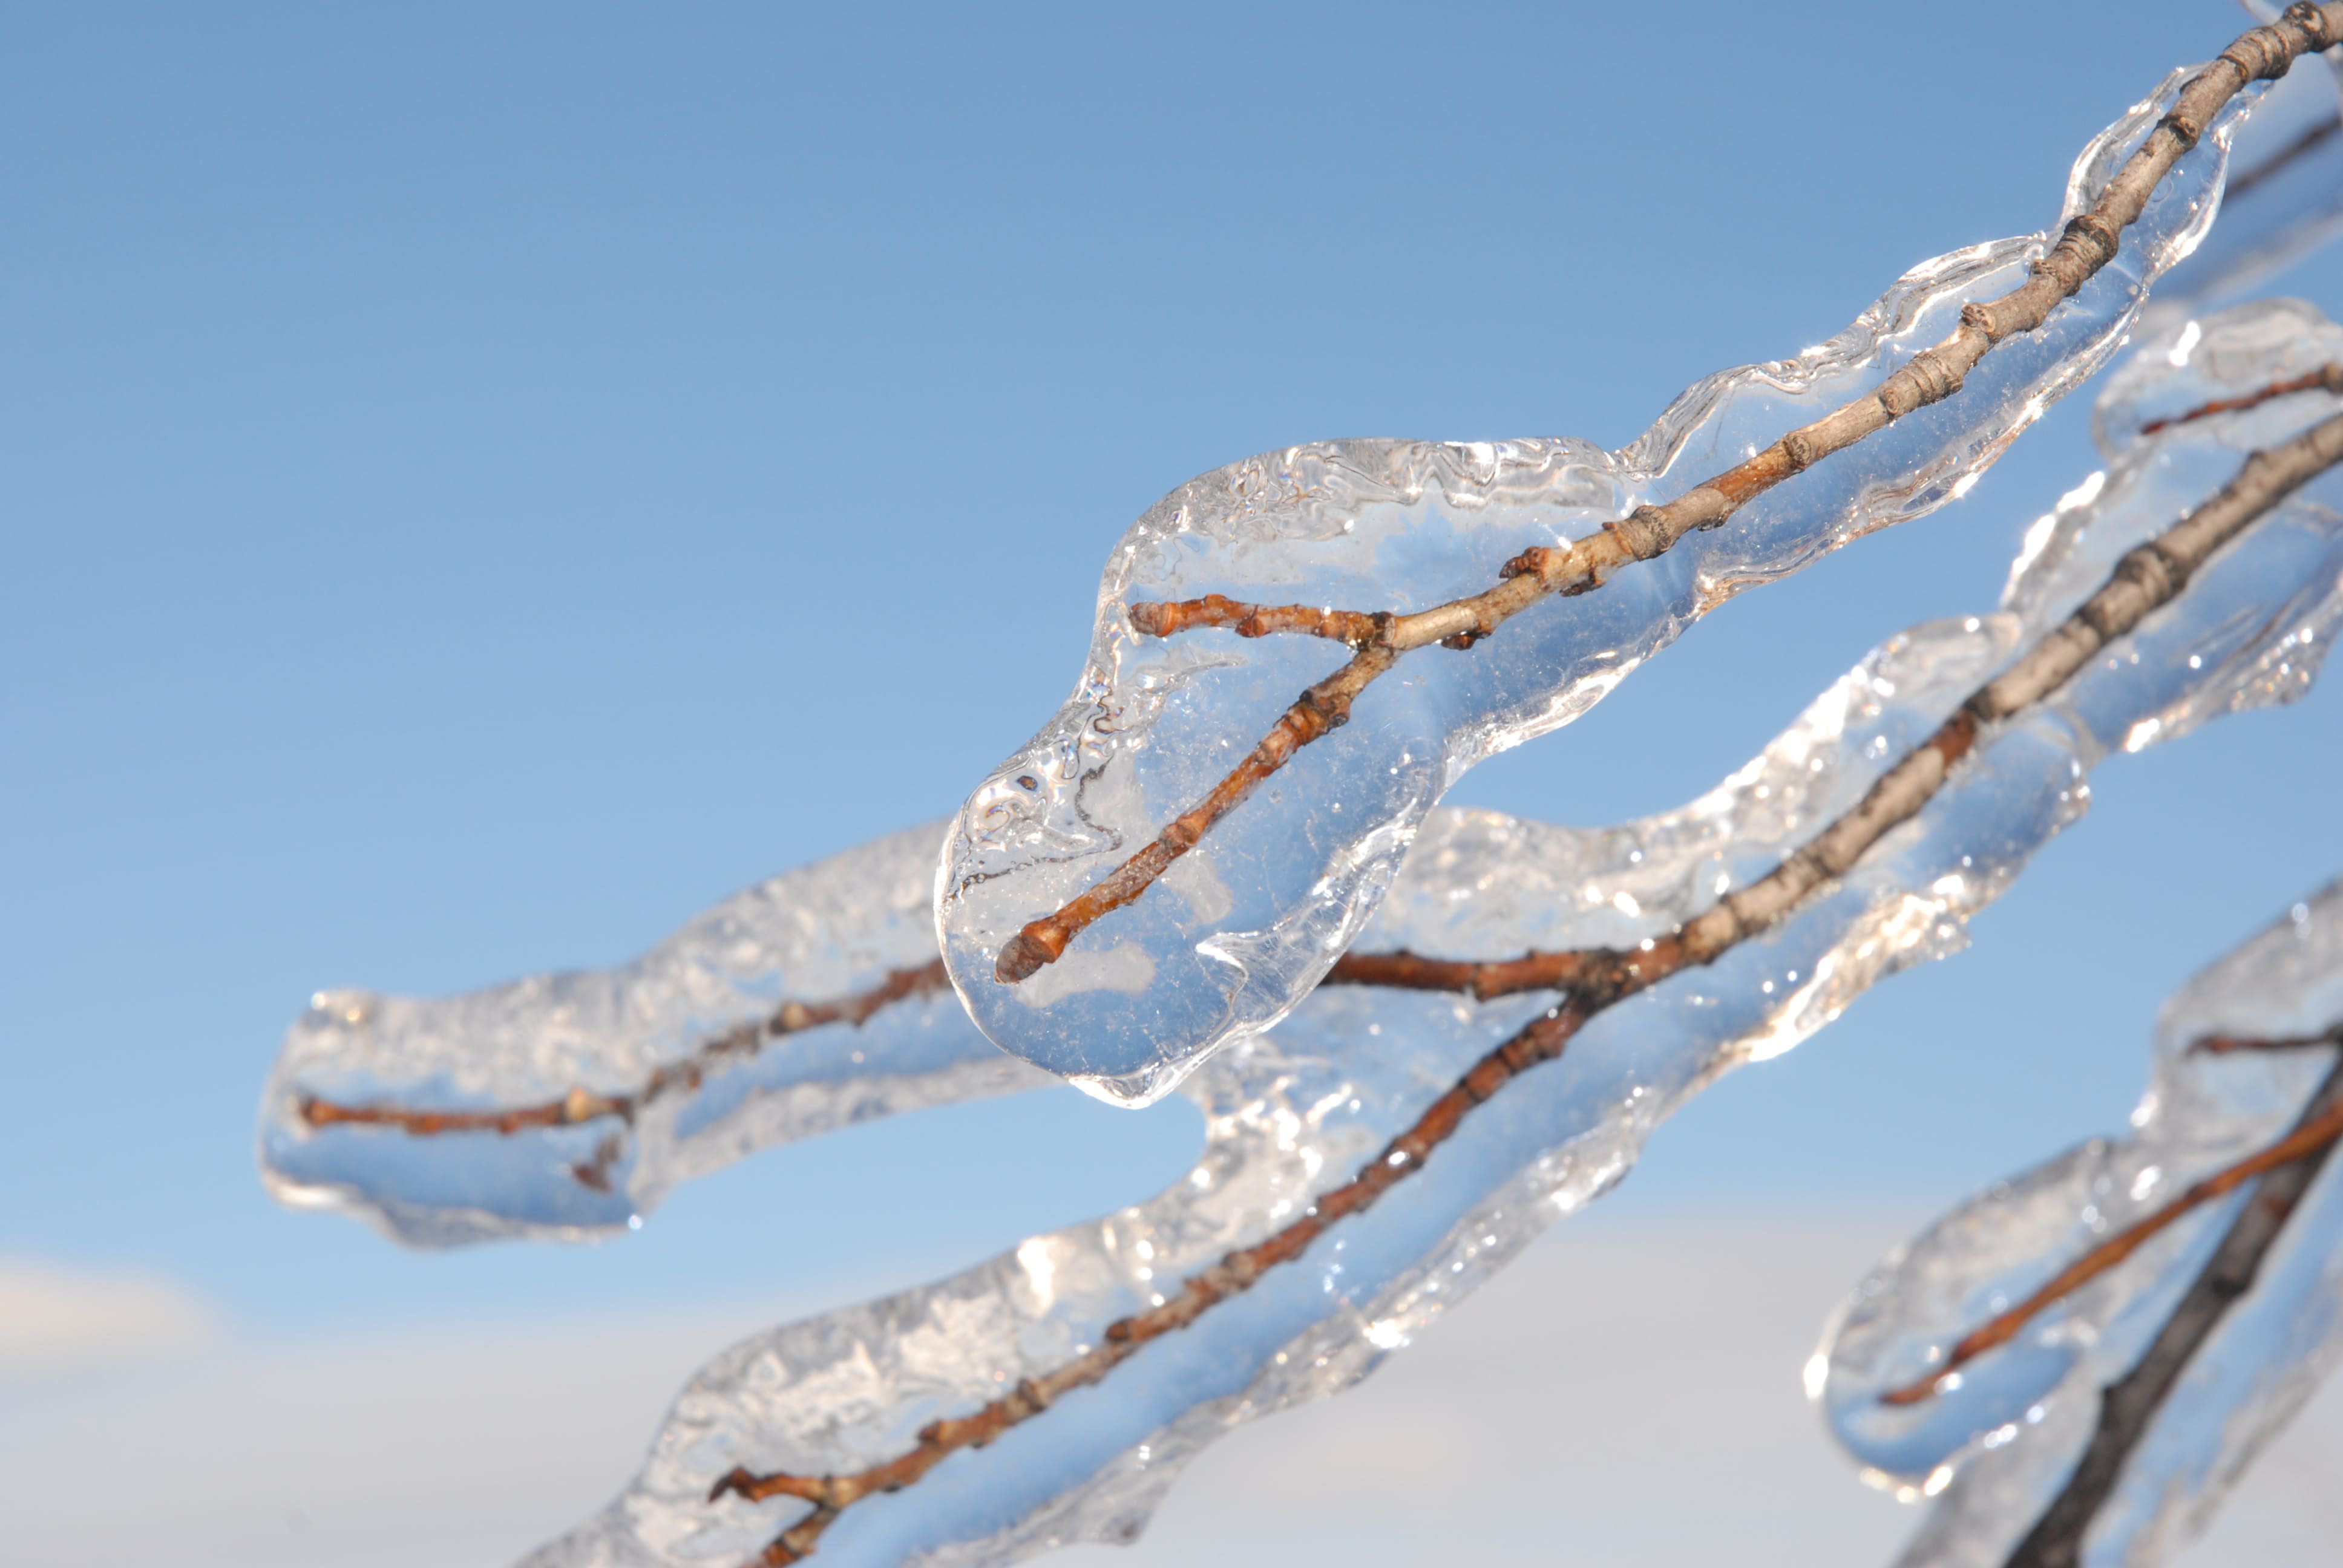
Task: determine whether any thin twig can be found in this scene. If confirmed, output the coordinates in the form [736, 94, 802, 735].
[709, 381, 2343, 1567]
[294, 961, 952, 1181]
[1879, 1034, 2343, 1406]
[2138, 362, 2343, 433]
[992, 4, 2343, 987]
[1318, 946, 1602, 1001]
[2000, 1053, 2343, 1568]
[2194, 1023, 2343, 1054]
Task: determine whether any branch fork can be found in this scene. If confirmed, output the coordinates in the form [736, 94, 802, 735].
[994, 3, 2343, 988]
[722, 345, 2343, 1565]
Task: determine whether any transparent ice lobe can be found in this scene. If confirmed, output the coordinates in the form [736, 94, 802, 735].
[258, 823, 1039, 1247]
[1818, 886, 2343, 1568]
[529, 319, 2343, 1567]
[939, 67, 2261, 1106]
[2139, 25, 2343, 333]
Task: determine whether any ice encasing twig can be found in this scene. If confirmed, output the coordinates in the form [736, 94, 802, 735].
[293, 961, 951, 1175]
[988, 2, 2343, 988]
[709, 368, 2343, 1568]
[2002, 1050, 2343, 1568]
[1879, 1036, 2343, 1408]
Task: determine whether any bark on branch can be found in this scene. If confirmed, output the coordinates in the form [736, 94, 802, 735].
[708, 377, 2343, 1567]
[992, 2, 2343, 987]
[1999, 1051, 2343, 1568]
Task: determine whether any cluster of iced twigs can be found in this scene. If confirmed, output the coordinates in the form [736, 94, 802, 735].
[462, 302, 2343, 1568]
[934, 8, 2342, 1107]
[1818, 881, 2343, 1568]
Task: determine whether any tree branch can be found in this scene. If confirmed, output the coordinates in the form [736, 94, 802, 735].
[2138, 362, 2343, 434]
[292, 960, 951, 1184]
[707, 376, 2343, 1567]
[1998, 1051, 2343, 1568]
[991, 2, 2343, 987]
[1879, 1036, 2343, 1407]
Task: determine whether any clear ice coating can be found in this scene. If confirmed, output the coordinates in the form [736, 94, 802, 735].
[2137, 38, 2343, 335]
[937, 68, 2265, 1107]
[517, 304, 2343, 1568]
[258, 822, 1035, 1246]
[1816, 883, 2343, 1568]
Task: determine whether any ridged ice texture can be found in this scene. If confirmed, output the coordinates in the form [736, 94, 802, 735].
[258, 822, 1037, 1246]
[937, 68, 2259, 1107]
[523, 306, 2343, 1568]
[1818, 885, 2343, 1568]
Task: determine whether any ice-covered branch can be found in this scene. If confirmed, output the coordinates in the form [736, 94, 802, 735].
[940, 13, 2326, 1106]
[692, 342, 2343, 1568]
[986, 7, 2342, 999]
[1820, 881, 2343, 1568]
[2136, 361, 2343, 433]
[1879, 1047, 2343, 1408]
[496, 301, 2343, 1568]
[295, 962, 949, 1142]
[2001, 1055, 2343, 1568]
[260, 823, 1032, 1246]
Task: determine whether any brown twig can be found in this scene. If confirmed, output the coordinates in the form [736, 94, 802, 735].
[991, 4, 2343, 987]
[1880, 1034, 2343, 1407]
[2138, 363, 2343, 434]
[709, 355, 2343, 1568]
[1319, 946, 1603, 1001]
[2001, 1053, 2343, 1568]
[1126, 595, 1390, 647]
[293, 961, 952, 1181]
[2193, 1022, 2343, 1054]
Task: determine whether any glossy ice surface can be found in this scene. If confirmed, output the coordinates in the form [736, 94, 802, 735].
[1819, 883, 2343, 1568]
[260, 822, 1033, 1247]
[508, 302, 2343, 1567]
[937, 68, 2261, 1106]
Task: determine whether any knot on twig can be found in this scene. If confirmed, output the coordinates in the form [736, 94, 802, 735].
[2286, 1, 2341, 50]
[2112, 541, 2181, 607]
[2223, 19, 2301, 85]
[1603, 505, 1672, 561]
[1960, 299, 2008, 345]
[1878, 348, 1970, 419]
[1498, 544, 1568, 581]
[2065, 212, 2122, 263]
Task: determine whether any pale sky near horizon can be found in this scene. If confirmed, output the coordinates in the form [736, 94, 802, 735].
[6, 2, 2343, 1564]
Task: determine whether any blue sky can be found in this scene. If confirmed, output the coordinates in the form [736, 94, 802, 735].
[5, 0, 2342, 1359]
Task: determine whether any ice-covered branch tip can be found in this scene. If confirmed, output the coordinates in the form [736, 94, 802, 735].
[293, 959, 951, 1174]
[709, 368, 2343, 1568]
[1879, 1031, 2343, 1409]
[1997, 1053, 2343, 1568]
[283, 946, 1538, 1155]
[988, 1, 2343, 988]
